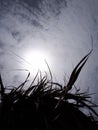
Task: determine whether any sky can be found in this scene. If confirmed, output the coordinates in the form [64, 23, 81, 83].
[0, 0, 98, 108]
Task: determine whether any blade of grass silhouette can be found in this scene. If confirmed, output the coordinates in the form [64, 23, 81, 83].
[45, 60, 53, 81]
[9, 50, 34, 67]
[32, 76, 48, 96]
[10, 69, 29, 71]
[55, 50, 92, 108]
[0, 75, 5, 100]
[45, 59, 53, 91]
[78, 98, 98, 117]
[63, 92, 98, 117]
[66, 50, 92, 92]
[25, 71, 41, 96]
[29, 71, 39, 87]
[13, 72, 30, 92]
[50, 82, 62, 89]
[66, 58, 88, 91]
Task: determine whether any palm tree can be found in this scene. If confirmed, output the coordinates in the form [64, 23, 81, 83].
[0, 51, 98, 130]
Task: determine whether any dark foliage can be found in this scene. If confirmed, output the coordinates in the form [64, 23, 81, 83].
[0, 51, 98, 130]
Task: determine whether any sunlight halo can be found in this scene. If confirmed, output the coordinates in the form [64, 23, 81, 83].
[22, 49, 51, 73]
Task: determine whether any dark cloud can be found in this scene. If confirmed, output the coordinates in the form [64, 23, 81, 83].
[21, 0, 67, 10]
[11, 31, 20, 41]
[21, 0, 42, 9]
[19, 0, 67, 19]
[0, 40, 5, 49]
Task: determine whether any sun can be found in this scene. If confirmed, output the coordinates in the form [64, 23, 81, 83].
[22, 49, 50, 72]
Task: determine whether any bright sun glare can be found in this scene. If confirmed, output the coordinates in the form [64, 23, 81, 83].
[23, 49, 50, 73]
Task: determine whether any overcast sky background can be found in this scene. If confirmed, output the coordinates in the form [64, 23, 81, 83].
[0, 0, 98, 109]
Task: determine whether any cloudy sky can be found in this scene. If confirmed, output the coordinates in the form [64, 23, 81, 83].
[0, 0, 98, 107]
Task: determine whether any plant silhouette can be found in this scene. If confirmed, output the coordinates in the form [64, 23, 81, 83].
[0, 51, 98, 130]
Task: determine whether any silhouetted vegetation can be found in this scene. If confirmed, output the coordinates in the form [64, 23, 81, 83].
[0, 51, 98, 130]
